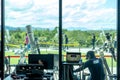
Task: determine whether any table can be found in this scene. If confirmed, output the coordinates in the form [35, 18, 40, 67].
[62, 62, 82, 80]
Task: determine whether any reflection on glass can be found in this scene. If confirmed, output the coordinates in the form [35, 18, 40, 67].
[62, 0, 117, 80]
[4, 0, 59, 79]
[4, 0, 117, 80]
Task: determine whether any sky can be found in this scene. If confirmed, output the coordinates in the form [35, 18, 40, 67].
[4, 0, 117, 30]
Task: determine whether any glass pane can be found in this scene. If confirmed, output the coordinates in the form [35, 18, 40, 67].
[63, 0, 117, 80]
[4, 0, 59, 79]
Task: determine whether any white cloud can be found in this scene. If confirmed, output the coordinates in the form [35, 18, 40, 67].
[62, 0, 116, 30]
[6, 0, 34, 11]
[5, 0, 117, 30]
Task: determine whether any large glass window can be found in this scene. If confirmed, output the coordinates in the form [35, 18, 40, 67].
[4, 0, 59, 79]
[62, 0, 117, 80]
[3, 0, 118, 79]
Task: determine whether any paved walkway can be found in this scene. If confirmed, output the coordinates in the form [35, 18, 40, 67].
[6, 47, 114, 55]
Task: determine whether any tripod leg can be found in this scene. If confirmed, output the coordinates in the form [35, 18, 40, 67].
[109, 47, 117, 62]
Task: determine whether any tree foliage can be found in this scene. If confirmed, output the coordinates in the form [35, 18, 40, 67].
[6, 27, 116, 48]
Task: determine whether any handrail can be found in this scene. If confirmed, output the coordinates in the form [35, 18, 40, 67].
[5, 55, 113, 58]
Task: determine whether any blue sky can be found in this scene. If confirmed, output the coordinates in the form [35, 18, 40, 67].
[4, 0, 117, 30]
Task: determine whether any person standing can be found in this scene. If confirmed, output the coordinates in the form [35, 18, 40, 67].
[24, 33, 30, 50]
[25, 33, 28, 45]
[91, 33, 96, 50]
[64, 34, 69, 50]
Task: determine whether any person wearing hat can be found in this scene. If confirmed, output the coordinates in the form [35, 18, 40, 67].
[73, 51, 105, 80]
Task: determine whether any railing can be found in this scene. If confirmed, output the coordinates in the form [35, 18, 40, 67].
[5, 54, 117, 79]
[6, 54, 116, 71]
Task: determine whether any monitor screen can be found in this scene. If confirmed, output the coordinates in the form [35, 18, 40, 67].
[66, 52, 81, 63]
[28, 54, 58, 69]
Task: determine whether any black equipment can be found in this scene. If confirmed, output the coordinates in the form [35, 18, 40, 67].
[63, 52, 81, 80]
[28, 54, 59, 69]
[66, 52, 81, 63]
[105, 33, 111, 41]
[16, 64, 44, 79]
